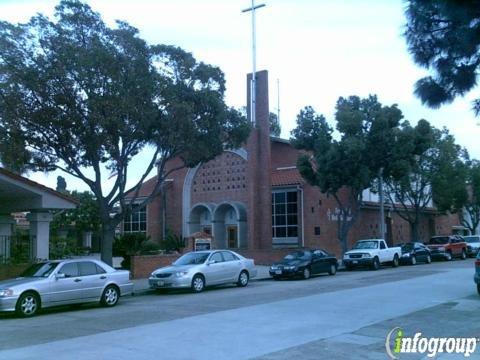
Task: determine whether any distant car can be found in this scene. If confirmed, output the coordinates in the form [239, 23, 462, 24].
[148, 250, 257, 293]
[343, 239, 401, 271]
[399, 242, 432, 265]
[463, 235, 480, 257]
[0, 259, 133, 317]
[427, 235, 467, 261]
[474, 252, 480, 295]
[269, 249, 338, 280]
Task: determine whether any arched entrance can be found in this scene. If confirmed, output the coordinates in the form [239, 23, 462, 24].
[213, 202, 247, 249]
[188, 203, 214, 236]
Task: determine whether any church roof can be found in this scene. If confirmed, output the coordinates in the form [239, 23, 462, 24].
[271, 167, 304, 186]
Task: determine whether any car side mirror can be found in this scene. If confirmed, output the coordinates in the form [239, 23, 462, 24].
[55, 273, 66, 280]
[207, 260, 216, 265]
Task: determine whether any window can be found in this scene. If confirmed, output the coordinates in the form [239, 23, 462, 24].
[222, 251, 238, 262]
[272, 190, 298, 239]
[314, 226, 321, 236]
[79, 261, 99, 276]
[59, 263, 79, 278]
[123, 206, 147, 233]
[210, 252, 223, 263]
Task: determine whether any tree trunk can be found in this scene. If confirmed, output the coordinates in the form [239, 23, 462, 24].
[410, 221, 419, 242]
[101, 222, 114, 266]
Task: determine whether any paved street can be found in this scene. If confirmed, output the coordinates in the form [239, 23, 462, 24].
[0, 260, 479, 359]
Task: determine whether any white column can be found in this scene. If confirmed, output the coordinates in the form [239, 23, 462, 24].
[27, 211, 54, 261]
[82, 231, 92, 248]
[0, 215, 14, 261]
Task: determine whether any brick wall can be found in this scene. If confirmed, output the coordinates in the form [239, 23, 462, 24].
[130, 254, 181, 279]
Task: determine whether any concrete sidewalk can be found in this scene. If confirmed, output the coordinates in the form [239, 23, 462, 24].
[132, 265, 271, 295]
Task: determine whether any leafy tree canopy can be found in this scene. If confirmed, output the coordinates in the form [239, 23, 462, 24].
[404, 0, 480, 114]
[0, 0, 250, 264]
[291, 96, 410, 252]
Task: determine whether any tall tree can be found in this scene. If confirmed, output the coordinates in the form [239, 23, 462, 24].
[404, 1, 480, 115]
[460, 161, 480, 234]
[0, 0, 250, 265]
[291, 96, 405, 253]
[384, 125, 466, 241]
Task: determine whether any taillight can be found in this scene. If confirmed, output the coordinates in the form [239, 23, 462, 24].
[475, 260, 480, 267]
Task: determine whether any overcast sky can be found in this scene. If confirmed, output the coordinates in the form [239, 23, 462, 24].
[1, 0, 479, 192]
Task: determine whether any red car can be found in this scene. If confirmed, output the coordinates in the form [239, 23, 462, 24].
[427, 235, 467, 261]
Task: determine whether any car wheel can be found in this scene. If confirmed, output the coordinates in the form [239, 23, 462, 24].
[302, 267, 311, 280]
[445, 251, 452, 261]
[477, 283, 480, 296]
[392, 255, 399, 268]
[426, 255, 432, 264]
[461, 249, 467, 260]
[371, 257, 380, 271]
[410, 255, 417, 266]
[16, 291, 40, 317]
[101, 285, 119, 307]
[328, 264, 337, 276]
[345, 264, 353, 271]
[191, 274, 205, 293]
[237, 270, 249, 287]
[272, 276, 281, 281]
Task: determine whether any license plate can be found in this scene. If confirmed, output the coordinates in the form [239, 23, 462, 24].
[352, 261, 358, 264]
[157, 281, 164, 286]
[275, 270, 282, 275]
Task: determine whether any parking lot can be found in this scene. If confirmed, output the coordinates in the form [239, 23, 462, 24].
[0, 259, 479, 359]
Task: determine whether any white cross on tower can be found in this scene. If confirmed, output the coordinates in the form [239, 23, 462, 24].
[242, 0, 266, 126]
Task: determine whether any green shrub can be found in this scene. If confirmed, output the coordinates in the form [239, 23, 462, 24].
[113, 233, 150, 257]
[140, 240, 161, 255]
[49, 236, 77, 259]
[160, 231, 184, 253]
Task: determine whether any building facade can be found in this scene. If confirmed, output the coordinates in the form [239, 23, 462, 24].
[126, 70, 460, 257]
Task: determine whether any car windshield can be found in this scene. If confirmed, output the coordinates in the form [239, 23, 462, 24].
[20, 262, 59, 278]
[429, 237, 449, 244]
[174, 252, 210, 265]
[463, 236, 480, 243]
[401, 243, 415, 250]
[284, 251, 311, 260]
[353, 241, 378, 249]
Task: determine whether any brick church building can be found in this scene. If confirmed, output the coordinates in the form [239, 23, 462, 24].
[125, 70, 460, 257]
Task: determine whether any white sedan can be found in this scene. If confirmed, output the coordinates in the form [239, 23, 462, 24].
[149, 250, 257, 293]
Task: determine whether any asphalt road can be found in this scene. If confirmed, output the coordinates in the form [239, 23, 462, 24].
[0, 259, 479, 359]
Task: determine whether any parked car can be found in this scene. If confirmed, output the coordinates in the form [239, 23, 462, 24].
[343, 239, 401, 271]
[427, 235, 467, 261]
[269, 249, 338, 280]
[463, 235, 480, 257]
[399, 242, 432, 265]
[0, 259, 133, 317]
[474, 252, 480, 295]
[148, 250, 257, 293]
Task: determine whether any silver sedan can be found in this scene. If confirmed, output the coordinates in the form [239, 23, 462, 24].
[148, 250, 257, 293]
[0, 259, 133, 317]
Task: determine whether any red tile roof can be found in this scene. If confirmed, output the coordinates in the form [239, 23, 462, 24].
[271, 168, 304, 186]
[125, 176, 172, 199]
[0, 167, 78, 204]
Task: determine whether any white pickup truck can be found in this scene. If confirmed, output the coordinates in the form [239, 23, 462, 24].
[343, 239, 401, 270]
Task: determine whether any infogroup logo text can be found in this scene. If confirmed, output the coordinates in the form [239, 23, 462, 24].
[385, 327, 478, 359]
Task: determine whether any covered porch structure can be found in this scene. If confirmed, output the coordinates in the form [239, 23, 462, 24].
[0, 168, 77, 262]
